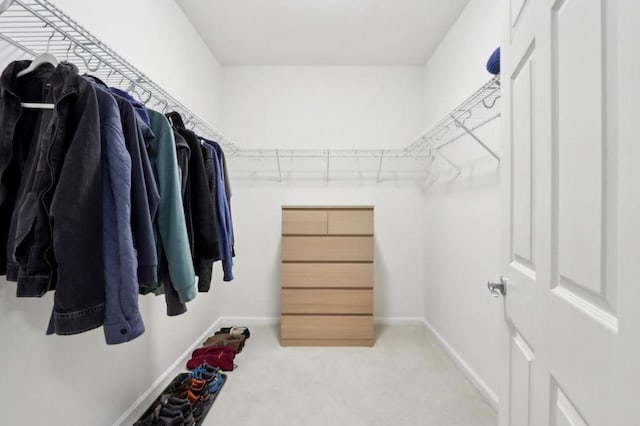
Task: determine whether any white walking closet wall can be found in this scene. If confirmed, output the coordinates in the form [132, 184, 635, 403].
[0, 0, 503, 423]
[422, 0, 503, 407]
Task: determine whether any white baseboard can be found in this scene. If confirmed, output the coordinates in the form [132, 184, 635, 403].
[422, 319, 499, 411]
[217, 316, 279, 327]
[219, 316, 424, 327]
[221, 316, 432, 328]
[112, 317, 224, 426]
[374, 317, 426, 326]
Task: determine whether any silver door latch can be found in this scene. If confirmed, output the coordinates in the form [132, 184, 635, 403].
[487, 276, 507, 298]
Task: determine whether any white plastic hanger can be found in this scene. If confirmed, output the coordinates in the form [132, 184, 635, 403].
[17, 28, 58, 110]
[16, 52, 58, 78]
[0, 0, 15, 15]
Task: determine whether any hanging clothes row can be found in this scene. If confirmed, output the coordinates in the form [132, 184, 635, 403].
[0, 59, 235, 345]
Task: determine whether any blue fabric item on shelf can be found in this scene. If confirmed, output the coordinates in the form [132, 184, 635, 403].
[486, 47, 500, 75]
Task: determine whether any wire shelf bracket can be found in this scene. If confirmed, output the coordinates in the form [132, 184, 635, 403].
[404, 76, 501, 162]
[452, 115, 500, 162]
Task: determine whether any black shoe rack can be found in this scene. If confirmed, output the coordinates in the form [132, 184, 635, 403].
[134, 372, 227, 426]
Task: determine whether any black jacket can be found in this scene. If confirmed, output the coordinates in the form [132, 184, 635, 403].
[173, 129, 190, 199]
[180, 128, 219, 286]
[0, 61, 104, 335]
[198, 143, 217, 291]
[165, 112, 219, 291]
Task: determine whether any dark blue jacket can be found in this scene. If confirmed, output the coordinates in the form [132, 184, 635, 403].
[87, 80, 144, 344]
[108, 87, 159, 287]
[110, 87, 151, 128]
[202, 141, 234, 281]
[135, 115, 161, 264]
[209, 139, 235, 256]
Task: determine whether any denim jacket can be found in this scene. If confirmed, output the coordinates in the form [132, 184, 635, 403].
[0, 61, 105, 335]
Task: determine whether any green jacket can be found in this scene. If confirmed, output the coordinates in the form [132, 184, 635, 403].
[147, 109, 196, 303]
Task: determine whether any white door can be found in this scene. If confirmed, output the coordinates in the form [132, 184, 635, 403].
[499, 0, 640, 424]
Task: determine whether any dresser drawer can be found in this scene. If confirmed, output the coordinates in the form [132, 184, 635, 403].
[281, 289, 373, 314]
[282, 209, 328, 235]
[281, 263, 373, 288]
[327, 209, 373, 235]
[281, 315, 373, 340]
[281, 236, 373, 262]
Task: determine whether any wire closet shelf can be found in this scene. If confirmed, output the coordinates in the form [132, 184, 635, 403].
[225, 75, 501, 172]
[0, 0, 500, 171]
[0, 0, 240, 152]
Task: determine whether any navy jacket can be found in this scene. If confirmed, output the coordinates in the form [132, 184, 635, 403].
[110, 87, 151, 127]
[135, 115, 161, 270]
[108, 88, 159, 287]
[85, 80, 144, 344]
[212, 140, 234, 255]
[202, 141, 234, 281]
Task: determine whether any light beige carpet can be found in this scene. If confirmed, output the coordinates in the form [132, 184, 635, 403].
[201, 325, 497, 426]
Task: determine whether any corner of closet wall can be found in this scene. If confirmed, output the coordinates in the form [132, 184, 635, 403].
[219, 65, 430, 324]
[421, 0, 502, 408]
[0, 1, 226, 424]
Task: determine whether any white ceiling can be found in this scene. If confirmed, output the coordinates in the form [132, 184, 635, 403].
[175, 0, 470, 66]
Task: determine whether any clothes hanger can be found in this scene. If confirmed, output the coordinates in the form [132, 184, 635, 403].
[165, 111, 186, 129]
[128, 81, 152, 105]
[118, 74, 127, 88]
[152, 99, 169, 113]
[64, 38, 72, 62]
[105, 68, 114, 85]
[17, 27, 59, 110]
[85, 54, 101, 72]
[73, 44, 102, 73]
[482, 94, 500, 109]
[17, 28, 59, 78]
[139, 88, 152, 104]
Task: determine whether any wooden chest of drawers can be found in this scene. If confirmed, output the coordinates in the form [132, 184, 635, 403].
[280, 206, 374, 346]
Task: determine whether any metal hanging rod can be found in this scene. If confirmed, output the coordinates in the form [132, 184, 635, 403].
[230, 149, 434, 159]
[0, 0, 240, 152]
[236, 148, 435, 183]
